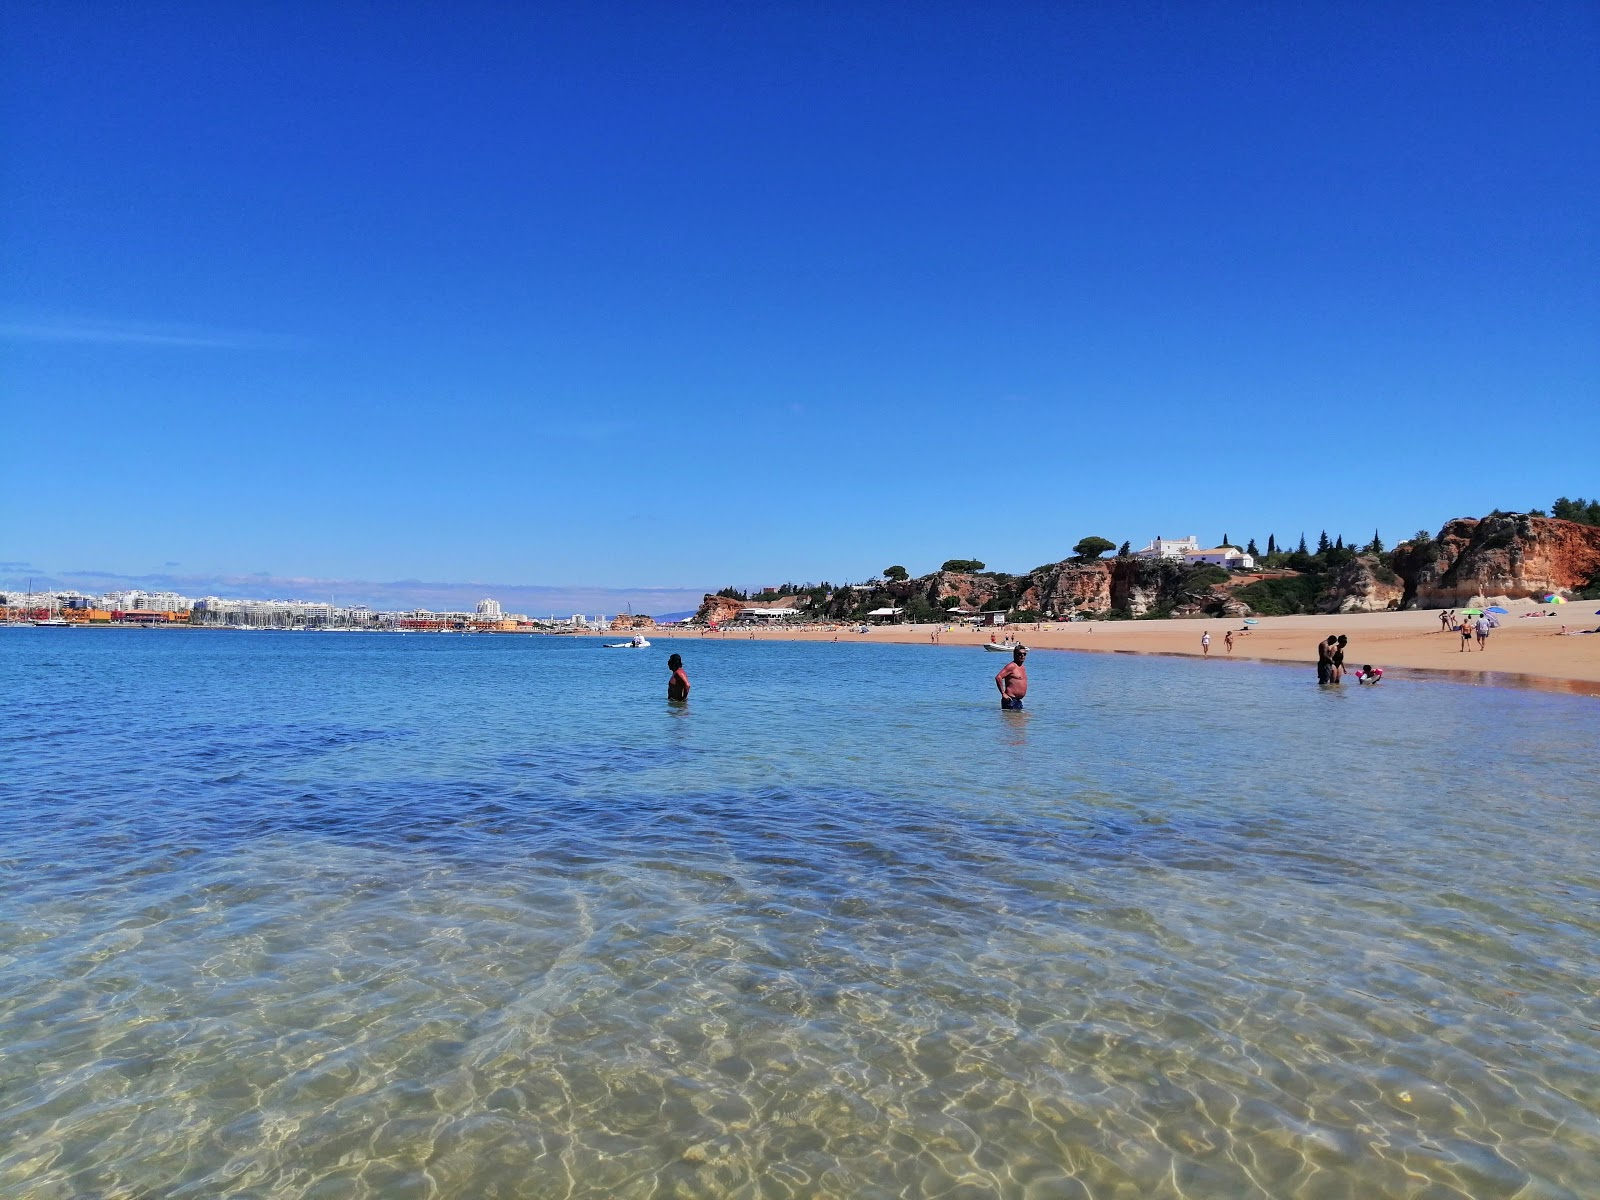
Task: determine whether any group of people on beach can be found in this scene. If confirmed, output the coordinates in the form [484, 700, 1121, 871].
[1317, 634, 1381, 685]
[1437, 609, 1495, 651]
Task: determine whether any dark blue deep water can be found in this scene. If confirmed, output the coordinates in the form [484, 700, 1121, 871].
[2, 628, 1597, 1198]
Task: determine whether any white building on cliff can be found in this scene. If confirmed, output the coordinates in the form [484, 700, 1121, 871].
[1136, 535, 1254, 570]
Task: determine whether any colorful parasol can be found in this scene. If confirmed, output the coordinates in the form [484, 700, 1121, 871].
[1487, 606, 1508, 614]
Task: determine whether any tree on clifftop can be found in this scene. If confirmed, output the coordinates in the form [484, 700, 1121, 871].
[1072, 536, 1116, 562]
[1246, 538, 1259, 556]
[1366, 530, 1384, 554]
[883, 565, 909, 582]
[1297, 533, 1309, 554]
[1118, 541, 1131, 557]
[1317, 531, 1332, 554]
[1553, 496, 1600, 526]
[940, 559, 986, 573]
[1267, 533, 1277, 555]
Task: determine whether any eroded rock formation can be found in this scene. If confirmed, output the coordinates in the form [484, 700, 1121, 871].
[1317, 555, 1405, 613]
[1391, 515, 1600, 608]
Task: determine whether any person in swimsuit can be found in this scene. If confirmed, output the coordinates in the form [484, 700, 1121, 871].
[1201, 631, 1211, 656]
[1224, 630, 1234, 653]
[666, 653, 690, 701]
[995, 645, 1028, 709]
[1333, 634, 1348, 683]
[1459, 621, 1473, 652]
[1317, 636, 1336, 684]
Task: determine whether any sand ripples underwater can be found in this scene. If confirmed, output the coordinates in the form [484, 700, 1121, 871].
[2, 631, 1597, 1198]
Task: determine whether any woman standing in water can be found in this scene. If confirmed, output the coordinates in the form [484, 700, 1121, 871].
[666, 653, 690, 702]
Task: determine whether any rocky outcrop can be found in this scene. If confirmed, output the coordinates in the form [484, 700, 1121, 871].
[608, 613, 657, 631]
[1317, 555, 1405, 613]
[690, 593, 807, 625]
[1019, 562, 1114, 615]
[1108, 558, 1233, 618]
[1391, 514, 1600, 608]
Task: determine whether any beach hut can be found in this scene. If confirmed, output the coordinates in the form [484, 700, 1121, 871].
[865, 606, 903, 624]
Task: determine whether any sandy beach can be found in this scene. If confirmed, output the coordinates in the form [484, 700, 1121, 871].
[630, 605, 1600, 693]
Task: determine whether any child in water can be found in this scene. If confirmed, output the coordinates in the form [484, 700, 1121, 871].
[666, 653, 690, 701]
[1354, 664, 1383, 685]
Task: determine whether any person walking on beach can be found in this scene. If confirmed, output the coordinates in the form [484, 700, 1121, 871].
[1439, 610, 1450, 633]
[1459, 620, 1473, 652]
[1224, 630, 1234, 653]
[1317, 636, 1337, 684]
[666, 653, 690, 701]
[1201, 631, 1211, 656]
[1475, 615, 1491, 650]
[995, 646, 1028, 710]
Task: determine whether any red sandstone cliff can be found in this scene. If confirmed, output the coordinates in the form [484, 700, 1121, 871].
[1391, 515, 1600, 608]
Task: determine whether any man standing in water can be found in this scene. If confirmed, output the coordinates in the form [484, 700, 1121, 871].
[1316, 636, 1336, 684]
[666, 653, 690, 702]
[995, 645, 1028, 710]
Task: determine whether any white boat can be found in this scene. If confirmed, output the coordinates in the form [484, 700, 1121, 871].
[983, 640, 1022, 652]
[32, 618, 72, 627]
[604, 635, 652, 649]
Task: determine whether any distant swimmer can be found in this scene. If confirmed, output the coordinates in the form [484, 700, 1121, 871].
[666, 653, 690, 702]
[995, 645, 1028, 710]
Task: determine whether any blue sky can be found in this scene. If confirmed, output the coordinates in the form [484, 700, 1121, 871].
[4, 2, 1596, 609]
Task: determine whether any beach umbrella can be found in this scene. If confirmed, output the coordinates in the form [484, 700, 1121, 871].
[1460, 608, 1482, 615]
[1487, 606, 1508, 614]
[1243, 619, 1259, 625]
[1544, 594, 1564, 604]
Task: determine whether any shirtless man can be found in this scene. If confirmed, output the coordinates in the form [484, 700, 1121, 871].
[666, 653, 690, 701]
[995, 645, 1028, 710]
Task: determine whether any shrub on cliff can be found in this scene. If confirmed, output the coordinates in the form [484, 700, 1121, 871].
[1072, 536, 1116, 562]
[1183, 564, 1230, 590]
[1234, 574, 1322, 615]
[940, 558, 986, 573]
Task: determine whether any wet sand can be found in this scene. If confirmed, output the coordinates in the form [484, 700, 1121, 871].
[628, 606, 1600, 692]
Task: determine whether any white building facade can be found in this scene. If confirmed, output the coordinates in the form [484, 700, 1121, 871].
[1135, 536, 1254, 570]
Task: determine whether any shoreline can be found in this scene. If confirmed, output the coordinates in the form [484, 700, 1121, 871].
[611, 607, 1600, 696]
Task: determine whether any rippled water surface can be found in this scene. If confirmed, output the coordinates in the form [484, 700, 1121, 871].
[3, 629, 1598, 1199]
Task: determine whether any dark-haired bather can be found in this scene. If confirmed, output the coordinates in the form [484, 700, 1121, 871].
[667, 654, 690, 702]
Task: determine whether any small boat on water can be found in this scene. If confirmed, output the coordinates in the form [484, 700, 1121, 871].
[604, 635, 651, 649]
[32, 618, 72, 627]
[983, 640, 1022, 652]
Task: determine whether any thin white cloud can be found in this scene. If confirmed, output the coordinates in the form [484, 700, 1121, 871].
[0, 317, 293, 350]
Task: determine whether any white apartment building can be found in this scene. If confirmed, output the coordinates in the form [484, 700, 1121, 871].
[476, 598, 502, 618]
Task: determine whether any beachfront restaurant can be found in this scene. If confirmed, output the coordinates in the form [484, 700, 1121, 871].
[740, 607, 801, 622]
[865, 606, 903, 624]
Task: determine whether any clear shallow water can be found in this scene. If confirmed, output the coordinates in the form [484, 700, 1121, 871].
[2, 630, 1597, 1200]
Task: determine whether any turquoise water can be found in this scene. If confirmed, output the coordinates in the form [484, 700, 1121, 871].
[2, 629, 1597, 1199]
